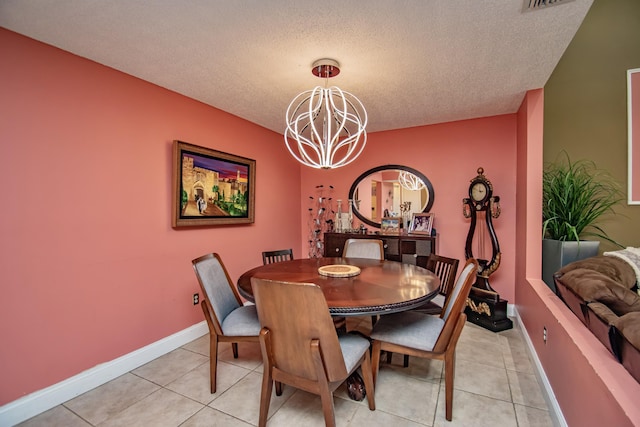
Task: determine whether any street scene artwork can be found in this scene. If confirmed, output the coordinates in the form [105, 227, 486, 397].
[173, 141, 255, 227]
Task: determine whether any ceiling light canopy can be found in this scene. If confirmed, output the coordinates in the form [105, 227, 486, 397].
[284, 59, 367, 169]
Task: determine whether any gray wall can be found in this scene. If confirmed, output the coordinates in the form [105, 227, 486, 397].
[544, 0, 640, 252]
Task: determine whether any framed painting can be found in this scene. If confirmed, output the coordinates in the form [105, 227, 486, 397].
[409, 212, 434, 235]
[172, 140, 256, 227]
[380, 217, 402, 235]
[628, 68, 640, 205]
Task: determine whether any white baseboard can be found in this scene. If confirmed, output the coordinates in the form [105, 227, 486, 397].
[0, 321, 208, 427]
[507, 302, 515, 318]
[513, 309, 566, 427]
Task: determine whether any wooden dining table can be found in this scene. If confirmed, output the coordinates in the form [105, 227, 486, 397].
[237, 257, 441, 316]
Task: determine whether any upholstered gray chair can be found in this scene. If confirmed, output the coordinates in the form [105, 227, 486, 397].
[398, 253, 460, 367]
[192, 253, 261, 393]
[251, 278, 375, 427]
[343, 238, 384, 260]
[370, 258, 479, 421]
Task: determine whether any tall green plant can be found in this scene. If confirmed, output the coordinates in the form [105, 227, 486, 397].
[542, 153, 623, 244]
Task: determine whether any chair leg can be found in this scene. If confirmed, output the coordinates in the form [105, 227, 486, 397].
[360, 354, 376, 410]
[232, 342, 239, 358]
[275, 381, 283, 396]
[386, 351, 393, 364]
[258, 331, 274, 427]
[311, 340, 336, 427]
[444, 351, 455, 421]
[209, 334, 218, 393]
[371, 340, 382, 386]
[403, 354, 409, 368]
[258, 371, 274, 427]
[442, 313, 465, 421]
[318, 386, 336, 427]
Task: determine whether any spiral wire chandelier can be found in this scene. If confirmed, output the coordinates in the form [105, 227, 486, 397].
[398, 170, 426, 191]
[284, 59, 367, 169]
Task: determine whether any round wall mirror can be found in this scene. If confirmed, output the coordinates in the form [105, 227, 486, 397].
[348, 165, 435, 228]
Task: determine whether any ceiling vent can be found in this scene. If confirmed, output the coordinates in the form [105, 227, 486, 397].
[523, 0, 576, 12]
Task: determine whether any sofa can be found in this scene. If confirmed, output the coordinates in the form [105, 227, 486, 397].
[553, 250, 640, 383]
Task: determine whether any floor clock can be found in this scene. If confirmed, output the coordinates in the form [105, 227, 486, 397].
[463, 167, 513, 332]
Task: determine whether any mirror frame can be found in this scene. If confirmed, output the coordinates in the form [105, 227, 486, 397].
[348, 164, 435, 228]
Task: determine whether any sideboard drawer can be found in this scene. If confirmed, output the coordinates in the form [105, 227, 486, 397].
[323, 232, 436, 264]
[381, 238, 399, 256]
[400, 239, 433, 267]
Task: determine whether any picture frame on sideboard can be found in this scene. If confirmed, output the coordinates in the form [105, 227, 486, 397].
[380, 216, 402, 235]
[409, 212, 434, 235]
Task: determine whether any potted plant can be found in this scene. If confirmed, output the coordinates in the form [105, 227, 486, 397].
[542, 152, 623, 290]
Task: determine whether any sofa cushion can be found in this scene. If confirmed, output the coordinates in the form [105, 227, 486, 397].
[586, 302, 619, 358]
[588, 302, 618, 324]
[554, 275, 590, 325]
[612, 312, 640, 383]
[613, 312, 640, 351]
[558, 268, 640, 316]
[557, 255, 636, 290]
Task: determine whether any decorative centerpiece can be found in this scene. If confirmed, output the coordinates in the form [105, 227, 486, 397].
[318, 264, 361, 278]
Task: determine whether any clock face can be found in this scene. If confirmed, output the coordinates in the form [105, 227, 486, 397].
[471, 182, 488, 202]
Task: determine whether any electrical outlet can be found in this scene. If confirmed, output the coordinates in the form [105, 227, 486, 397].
[543, 326, 547, 343]
[193, 293, 199, 305]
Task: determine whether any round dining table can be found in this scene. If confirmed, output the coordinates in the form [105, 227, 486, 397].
[237, 257, 441, 316]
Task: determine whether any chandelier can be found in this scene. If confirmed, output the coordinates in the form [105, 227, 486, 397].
[284, 59, 367, 169]
[398, 170, 426, 191]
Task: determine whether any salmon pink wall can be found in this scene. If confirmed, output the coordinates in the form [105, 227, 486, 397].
[0, 29, 302, 404]
[300, 116, 518, 302]
[5, 25, 638, 425]
[516, 90, 640, 425]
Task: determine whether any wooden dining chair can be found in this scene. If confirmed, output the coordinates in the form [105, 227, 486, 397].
[398, 253, 460, 367]
[191, 253, 261, 393]
[343, 238, 384, 260]
[261, 248, 294, 265]
[251, 278, 376, 427]
[370, 258, 479, 421]
[410, 254, 460, 314]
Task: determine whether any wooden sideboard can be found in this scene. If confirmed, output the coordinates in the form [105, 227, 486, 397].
[323, 232, 437, 267]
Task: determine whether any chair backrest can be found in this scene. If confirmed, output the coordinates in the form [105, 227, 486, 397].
[262, 248, 294, 265]
[192, 253, 242, 332]
[433, 258, 478, 353]
[343, 238, 384, 260]
[251, 278, 348, 382]
[426, 254, 460, 296]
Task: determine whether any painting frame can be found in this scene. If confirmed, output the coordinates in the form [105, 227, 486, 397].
[172, 140, 256, 227]
[409, 212, 434, 235]
[380, 216, 402, 235]
[628, 68, 640, 205]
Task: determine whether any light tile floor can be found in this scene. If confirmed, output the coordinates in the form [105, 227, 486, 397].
[17, 318, 556, 427]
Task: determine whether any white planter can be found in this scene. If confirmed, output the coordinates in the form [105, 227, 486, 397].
[542, 239, 600, 292]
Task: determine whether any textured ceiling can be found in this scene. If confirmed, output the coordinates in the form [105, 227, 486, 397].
[0, 0, 593, 134]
